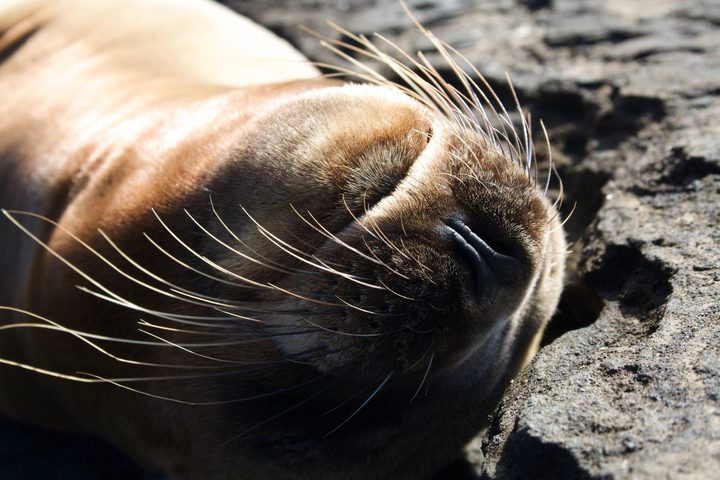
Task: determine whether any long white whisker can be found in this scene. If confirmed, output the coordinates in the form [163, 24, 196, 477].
[322, 372, 393, 438]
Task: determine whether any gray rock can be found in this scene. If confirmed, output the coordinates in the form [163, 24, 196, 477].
[450, 0, 718, 478]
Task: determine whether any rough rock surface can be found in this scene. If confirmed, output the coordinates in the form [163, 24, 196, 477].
[2, 0, 718, 478]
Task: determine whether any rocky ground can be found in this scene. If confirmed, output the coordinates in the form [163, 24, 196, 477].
[2, 0, 718, 478]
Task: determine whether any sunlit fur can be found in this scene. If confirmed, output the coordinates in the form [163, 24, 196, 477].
[0, 0, 566, 479]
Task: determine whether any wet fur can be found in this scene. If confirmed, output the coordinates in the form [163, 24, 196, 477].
[0, 0, 566, 479]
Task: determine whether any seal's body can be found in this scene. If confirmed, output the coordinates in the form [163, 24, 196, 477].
[0, 1, 566, 479]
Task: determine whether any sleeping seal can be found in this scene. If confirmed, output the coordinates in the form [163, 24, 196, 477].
[0, 0, 566, 478]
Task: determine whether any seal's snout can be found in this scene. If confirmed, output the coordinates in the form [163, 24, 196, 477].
[444, 218, 522, 302]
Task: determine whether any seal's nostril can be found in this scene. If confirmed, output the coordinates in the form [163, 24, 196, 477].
[444, 218, 520, 301]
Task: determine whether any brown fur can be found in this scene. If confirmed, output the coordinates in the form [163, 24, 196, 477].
[0, 1, 566, 479]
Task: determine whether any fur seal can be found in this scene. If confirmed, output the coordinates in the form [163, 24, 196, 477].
[0, 0, 566, 479]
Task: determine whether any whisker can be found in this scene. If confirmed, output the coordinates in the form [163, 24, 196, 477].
[100, 230, 254, 308]
[80, 372, 328, 406]
[152, 209, 270, 290]
[290, 204, 393, 283]
[221, 378, 340, 445]
[410, 351, 434, 404]
[322, 372, 393, 438]
[185, 207, 298, 276]
[144, 232, 260, 290]
[209, 195, 307, 274]
[0, 210, 237, 329]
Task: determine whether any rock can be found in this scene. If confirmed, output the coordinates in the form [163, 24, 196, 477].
[434, 0, 718, 478]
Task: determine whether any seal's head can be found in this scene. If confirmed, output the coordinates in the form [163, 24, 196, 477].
[222, 84, 561, 383]
[174, 75, 567, 476]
